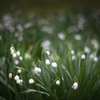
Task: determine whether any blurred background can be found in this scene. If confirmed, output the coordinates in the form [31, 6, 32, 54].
[1, 0, 100, 15]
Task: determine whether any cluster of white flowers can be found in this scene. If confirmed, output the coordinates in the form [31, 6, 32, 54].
[24, 53, 31, 59]
[14, 75, 23, 84]
[29, 79, 35, 84]
[56, 80, 60, 85]
[91, 39, 99, 49]
[72, 82, 78, 89]
[10, 47, 23, 64]
[34, 67, 41, 73]
[41, 40, 51, 50]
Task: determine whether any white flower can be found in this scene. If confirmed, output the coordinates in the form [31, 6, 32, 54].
[19, 56, 23, 60]
[58, 33, 65, 40]
[56, 80, 60, 85]
[9, 73, 12, 79]
[46, 50, 50, 55]
[16, 79, 23, 84]
[81, 54, 85, 59]
[25, 53, 31, 59]
[94, 57, 98, 62]
[14, 60, 19, 65]
[34, 67, 41, 73]
[12, 53, 17, 58]
[14, 75, 19, 80]
[18, 69, 21, 73]
[52, 62, 57, 68]
[72, 82, 78, 89]
[75, 34, 82, 40]
[29, 79, 34, 84]
[16, 51, 20, 56]
[71, 50, 74, 54]
[90, 54, 93, 58]
[72, 55, 76, 60]
[84, 47, 90, 53]
[45, 59, 50, 65]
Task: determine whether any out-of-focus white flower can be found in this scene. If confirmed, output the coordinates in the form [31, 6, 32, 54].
[19, 56, 23, 60]
[46, 50, 50, 55]
[75, 34, 82, 40]
[29, 79, 34, 84]
[10, 47, 14, 54]
[72, 82, 78, 89]
[71, 50, 74, 54]
[52, 62, 57, 68]
[24, 53, 31, 59]
[14, 75, 19, 80]
[9, 73, 12, 79]
[94, 57, 98, 62]
[16, 51, 20, 56]
[18, 69, 21, 73]
[0, 35, 2, 40]
[34, 67, 41, 73]
[56, 80, 60, 85]
[58, 33, 65, 40]
[45, 59, 50, 65]
[14, 60, 19, 65]
[84, 47, 90, 53]
[12, 53, 17, 58]
[41, 40, 51, 50]
[81, 54, 85, 59]
[72, 55, 76, 60]
[16, 79, 23, 84]
[90, 54, 93, 58]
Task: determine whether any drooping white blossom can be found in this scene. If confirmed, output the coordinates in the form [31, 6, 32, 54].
[56, 80, 60, 85]
[34, 67, 41, 73]
[45, 59, 50, 65]
[29, 79, 35, 84]
[72, 82, 78, 89]
[52, 62, 57, 68]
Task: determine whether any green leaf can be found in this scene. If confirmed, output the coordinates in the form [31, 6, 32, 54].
[21, 89, 50, 96]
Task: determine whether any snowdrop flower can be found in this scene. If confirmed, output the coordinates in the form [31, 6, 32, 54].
[10, 47, 14, 54]
[18, 69, 21, 73]
[29, 79, 34, 84]
[58, 33, 65, 40]
[16, 51, 20, 56]
[52, 62, 57, 68]
[14, 60, 19, 65]
[46, 50, 50, 55]
[56, 80, 60, 85]
[75, 34, 82, 40]
[14, 75, 19, 81]
[81, 54, 85, 59]
[34, 67, 41, 73]
[84, 47, 90, 53]
[25, 53, 31, 59]
[12, 53, 17, 58]
[19, 56, 23, 60]
[94, 57, 98, 62]
[71, 50, 74, 54]
[16, 79, 23, 84]
[45, 59, 50, 65]
[72, 55, 76, 60]
[72, 82, 78, 89]
[9, 73, 12, 79]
